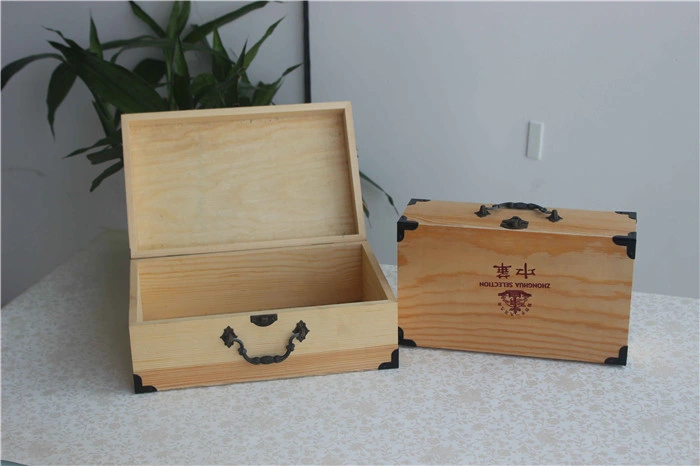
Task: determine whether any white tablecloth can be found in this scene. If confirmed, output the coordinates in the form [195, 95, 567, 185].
[2, 231, 698, 465]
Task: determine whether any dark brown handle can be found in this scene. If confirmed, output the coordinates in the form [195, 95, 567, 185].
[475, 202, 563, 223]
[220, 320, 309, 365]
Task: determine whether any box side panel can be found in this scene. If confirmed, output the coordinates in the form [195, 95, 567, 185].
[137, 242, 364, 321]
[129, 260, 141, 324]
[342, 104, 366, 240]
[361, 241, 396, 302]
[136, 345, 396, 391]
[130, 301, 396, 391]
[398, 224, 634, 364]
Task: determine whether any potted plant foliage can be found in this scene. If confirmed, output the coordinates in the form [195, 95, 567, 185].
[2, 0, 397, 218]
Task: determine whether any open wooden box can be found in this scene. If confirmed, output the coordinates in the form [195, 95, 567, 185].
[122, 102, 397, 393]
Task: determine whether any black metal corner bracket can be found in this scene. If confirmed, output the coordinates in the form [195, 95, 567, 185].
[408, 198, 431, 206]
[133, 374, 157, 394]
[604, 346, 628, 365]
[398, 327, 417, 347]
[612, 232, 637, 259]
[397, 216, 419, 242]
[615, 211, 637, 222]
[378, 348, 399, 370]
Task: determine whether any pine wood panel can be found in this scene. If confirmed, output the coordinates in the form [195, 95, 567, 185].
[130, 300, 396, 372]
[404, 200, 636, 237]
[122, 103, 364, 259]
[136, 344, 396, 391]
[137, 242, 365, 321]
[361, 242, 396, 302]
[398, 222, 634, 363]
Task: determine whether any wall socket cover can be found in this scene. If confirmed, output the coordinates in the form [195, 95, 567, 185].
[527, 121, 544, 160]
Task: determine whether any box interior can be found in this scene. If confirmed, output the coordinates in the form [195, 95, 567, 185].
[134, 242, 388, 322]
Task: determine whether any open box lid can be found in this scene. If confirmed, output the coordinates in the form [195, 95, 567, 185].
[122, 102, 366, 259]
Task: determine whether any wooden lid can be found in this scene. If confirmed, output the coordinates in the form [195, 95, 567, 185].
[122, 102, 365, 259]
[403, 200, 636, 237]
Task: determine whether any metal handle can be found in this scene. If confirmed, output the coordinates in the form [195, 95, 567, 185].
[220, 320, 309, 365]
[475, 202, 563, 223]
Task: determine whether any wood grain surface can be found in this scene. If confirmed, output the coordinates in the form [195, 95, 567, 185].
[122, 102, 364, 258]
[398, 202, 636, 364]
[404, 200, 636, 237]
[129, 241, 397, 387]
[137, 242, 365, 321]
[136, 344, 397, 391]
[122, 103, 394, 390]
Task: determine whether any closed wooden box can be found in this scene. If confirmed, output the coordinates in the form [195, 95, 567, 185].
[122, 102, 397, 393]
[397, 200, 636, 365]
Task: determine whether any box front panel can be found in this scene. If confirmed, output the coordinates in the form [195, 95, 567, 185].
[398, 224, 634, 363]
[131, 301, 396, 391]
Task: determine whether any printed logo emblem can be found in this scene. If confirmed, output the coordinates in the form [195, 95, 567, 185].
[498, 290, 532, 316]
[479, 261, 551, 317]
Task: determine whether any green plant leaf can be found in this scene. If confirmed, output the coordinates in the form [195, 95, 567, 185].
[86, 145, 123, 165]
[281, 63, 302, 77]
[128, 2, 166, 37]
[171, 39, 192, 109]
[90, 160, 124, 192]
[50, 41, 167, 113]
[172, 39, 189, 77]
[175, 1, 191, 38]
[191, 73, 221, 107]
[46, 63, 77, 137]
[113, 108, 122, 128]
[165, 1, 191, 39]
[191, 72, 217, 93]
[109, 37, 229, 64]
[44, 27, 83, 50]
[173, 73, 192, 109]
[250, 63, 300, 106]
[251, 82, 278, 106]
[63, 136, 114, 158]
[1, 53, 62, 89]
[92, 100, 118, 138]
[133, 58, 167, 84]
[211, 28, 230, 81]
[166, 2, 180, 38]
[89, 16, 103, 59]
[102, 35, 156, 51]
[360, 171, 399, 216]
[183, 1, 268, 43]
[226, 40, 249, 106]
[244, 17, 282, 69]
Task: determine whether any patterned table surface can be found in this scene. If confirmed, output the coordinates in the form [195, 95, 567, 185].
[2, 231, 698, 465]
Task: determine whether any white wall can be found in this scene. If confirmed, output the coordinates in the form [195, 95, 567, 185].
[1, 1, 304, 305]
[310, 1, 699, 298]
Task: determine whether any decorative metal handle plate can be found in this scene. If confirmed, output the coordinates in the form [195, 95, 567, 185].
[220, 320, 309, 365]
[501, 216, 529, 230]
[475, 202, 563, 223]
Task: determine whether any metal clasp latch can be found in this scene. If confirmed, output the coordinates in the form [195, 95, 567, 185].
[250, 314, 278, 327]
[500, 216, 529, 230]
